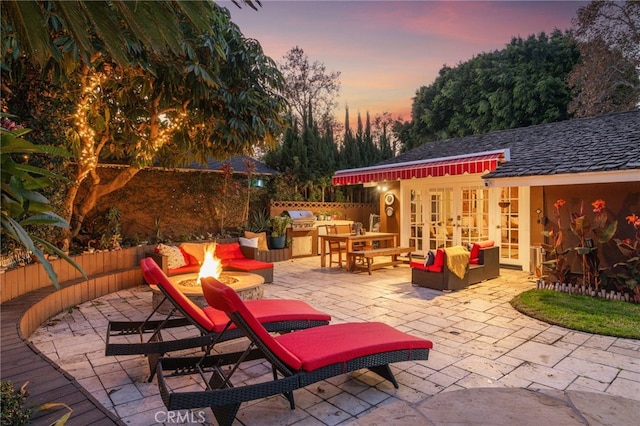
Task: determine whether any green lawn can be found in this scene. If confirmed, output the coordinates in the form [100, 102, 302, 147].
[510, 289, 640, 339]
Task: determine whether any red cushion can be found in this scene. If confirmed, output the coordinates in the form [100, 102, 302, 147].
[179, 247, 200, 265]
[410, 250, 444, 273]
[141, 258, 214, 331]
[433, 249, 444, 268]
[470, 244, 481, 261]
[215, 243, 245, 261]
[470, 241, 494, 264]
[275, 322, 433, 371]
[204, 300, 331, 333]
[201, 278, 304, 370]
[226, 259, 273, 271]
[167, 264, 201, 275]
[410, 261, 427, 270]
[478, 240, 495, 248]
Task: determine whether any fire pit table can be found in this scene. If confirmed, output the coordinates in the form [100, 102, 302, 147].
[150, 271, 264, 315]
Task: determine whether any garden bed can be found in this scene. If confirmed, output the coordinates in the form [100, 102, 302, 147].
[536, 278, 639, 303]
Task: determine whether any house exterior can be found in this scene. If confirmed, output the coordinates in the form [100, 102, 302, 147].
[333, 110, 640, 272]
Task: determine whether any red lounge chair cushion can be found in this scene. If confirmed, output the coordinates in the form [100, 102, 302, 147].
[275, 322, 433, 371]
[141, 258, 215, 331]
[202, 278, 304, 370]
[469, 240, 494, 265]
[226, 259, 273, 271]
[204, 300, 331, 333]
[142, 259, 331, 335]
[202, 278, 433, 373]
[215, 243, 245, 261]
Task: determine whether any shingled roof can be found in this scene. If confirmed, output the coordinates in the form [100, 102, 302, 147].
[179, 155, 277, 175]
[379, 109, 640, 180]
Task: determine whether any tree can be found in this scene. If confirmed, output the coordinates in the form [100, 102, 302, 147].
[567, 0, 640, 117]
[407, 31, 580, 146]
[1, 0, 262, 71]
[279, 46, 341, 132]
[1, 114, 85, 287]
[3, 3, 288, 248]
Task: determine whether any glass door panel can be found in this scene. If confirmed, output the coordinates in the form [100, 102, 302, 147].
[500, 187, 520, 261]
[460, 187, 490, 247]
[428, 187, 454, 249]
[409, 189, 425, 253]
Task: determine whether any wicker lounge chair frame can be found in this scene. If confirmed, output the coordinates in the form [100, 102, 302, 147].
[156, 277, 433, 426]
[105, 258, 331, 380]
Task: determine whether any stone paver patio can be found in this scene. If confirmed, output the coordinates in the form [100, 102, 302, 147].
[29, 256, 640, 425]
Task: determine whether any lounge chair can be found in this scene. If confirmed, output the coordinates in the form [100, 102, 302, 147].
[156, 277, 433, 426]
[105, 258, 331, 380]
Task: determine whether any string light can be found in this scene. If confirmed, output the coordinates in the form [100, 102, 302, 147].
[73, 72, 104, 178]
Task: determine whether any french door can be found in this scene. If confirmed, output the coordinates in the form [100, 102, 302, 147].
[408, 185, 494, 255]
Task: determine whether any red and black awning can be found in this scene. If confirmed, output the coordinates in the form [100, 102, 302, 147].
[332, 151, 506, 186]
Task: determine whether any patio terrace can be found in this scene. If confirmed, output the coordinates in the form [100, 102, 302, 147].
[25, 257, 640, 425]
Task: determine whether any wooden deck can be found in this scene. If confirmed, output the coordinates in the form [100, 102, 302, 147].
[1, 284, 125, 425]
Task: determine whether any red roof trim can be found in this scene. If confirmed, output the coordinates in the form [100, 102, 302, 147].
[333, 152, 504, 186]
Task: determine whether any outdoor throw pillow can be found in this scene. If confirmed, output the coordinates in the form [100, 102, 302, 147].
[239, 237, 259, 248]
[157, 244, 187, 270]
[180, 242, 209, 264]
[244, 231, 269, 251]
[424, 250, 435, 267]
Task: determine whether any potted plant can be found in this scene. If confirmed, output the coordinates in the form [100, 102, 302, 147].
[270, 215, 292, 249]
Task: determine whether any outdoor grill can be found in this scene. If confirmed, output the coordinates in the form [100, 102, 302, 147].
[284, 210, 316, 228]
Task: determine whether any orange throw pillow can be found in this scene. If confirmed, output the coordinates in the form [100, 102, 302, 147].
[244, 231, 269, 251]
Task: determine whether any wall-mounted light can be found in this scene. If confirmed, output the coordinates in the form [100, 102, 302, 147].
[251, 178, 264, 188]
[536, 208, 548, 226]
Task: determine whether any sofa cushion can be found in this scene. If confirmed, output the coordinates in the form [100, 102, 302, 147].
[179, 246, 200, 265]
[167, 264, 201, 275]
[433, 248, 444, 269]
[245, 231, 269, 252]
[156, 244, 187, 270]
[470, 240, 495, 264]
[180, 242, 209, 265]
[424, 250, 435, 267]
[227, 258, 273, 271]
[239, 237, 259, 249]
[215, 242, 245, 261]
[410, 249, 444, 273]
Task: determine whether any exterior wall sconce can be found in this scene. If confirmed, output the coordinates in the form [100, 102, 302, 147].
[536, 208, 548, 225]
[251, 178, 264, 188]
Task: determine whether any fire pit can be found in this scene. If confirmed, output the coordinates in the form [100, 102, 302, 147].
[150, 243, 264, 314]
[150, 271, 264, 315]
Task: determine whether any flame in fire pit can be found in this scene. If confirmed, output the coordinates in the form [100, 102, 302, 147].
[197, 243, 222, 284]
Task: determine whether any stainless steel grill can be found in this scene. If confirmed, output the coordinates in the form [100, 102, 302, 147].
[283, 210, 315, 228]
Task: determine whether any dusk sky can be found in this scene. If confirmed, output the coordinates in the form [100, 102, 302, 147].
[222, 1, 587, 123]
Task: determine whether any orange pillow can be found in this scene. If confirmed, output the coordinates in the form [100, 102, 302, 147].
[244, 231, 269, 251]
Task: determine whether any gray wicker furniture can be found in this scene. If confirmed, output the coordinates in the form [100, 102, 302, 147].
[411, 244, 499, 291]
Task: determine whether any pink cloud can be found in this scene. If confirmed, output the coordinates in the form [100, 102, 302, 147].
[227, 1, 586, 125]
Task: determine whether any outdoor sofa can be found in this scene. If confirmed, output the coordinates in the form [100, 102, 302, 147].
[147, 241, 274, 283]
[410, 240, 499, 291]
